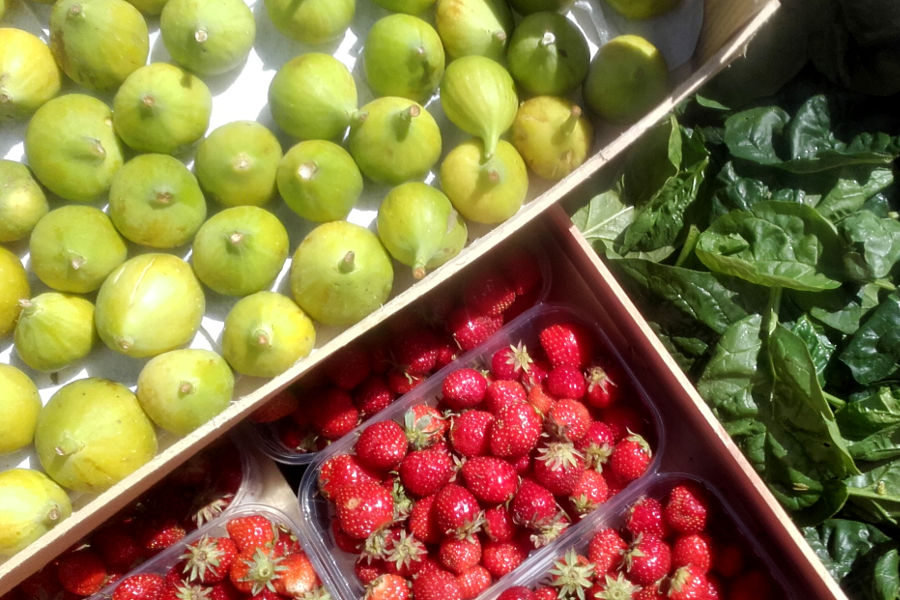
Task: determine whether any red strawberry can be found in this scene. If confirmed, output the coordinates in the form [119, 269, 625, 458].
[490, 343, 533, 381]
[229, 546, 283, 595]
[480, 538, 528, 578]
[403, 404, 447, 450]
[601, 404, 647, 441]
[460, 456, 518, 504]
[584, 364, 621, 409]
[526, 383, 556, 416]
[411, 569, 462, 600]
[448, 307, 503, 351]
[398, 448, 454, 497]
[136, 516, 187, 555]
[546, 365, 586, 400]
[181, 535, 238, 585]
[92, 526, 141, 572]
[387, 368, 426, 396]
[393, 327, 443, 376]
[587, 527, 627, 575]
[608, 432, 653, 485]
[408, 495, 441, 545]
[462, 270, 516, 317]
[356, 420, 409, 472]
[623, 534, 671, 586]
[354, 375, 397, 418]
[588, 573, 641, 600]
[273, 551, 320, 597]
[483, 379, 527, 414]
[208, 580, 243, 600]
[533, 441, 586, 497]
[323, 344, 372, 390]
[455, 565, 491, 600]
[449, 410, 494, 457]
[272, 525, 303, 557]
[435, 341, 458, 370]
[310, 388, 360, 440]
[383, 530, 427, 578]
[275, 419, 320, 455]
[538, 322, 593, 369]
[547, 550, 594, 600]
[160, 580, 210, 600]
[364, 573, 410, 600]
[56, 548, 109, 596]
[533, 586, 559, 600]
[574, 421, 616, 469]
[489, 402, 542, 458]
[331, 519, 363, 553]
[113, 574, 166, 600]
[626, 496, 669, 540]
[356, 557, 389, 586]
[667, 565, 710, 600]
[568, 468, 608, 516]
[318, 453, 379, 500]
[438, 537, 482, 575]
[520, 359, 550, 391]
[664, 484, 708, 535]
[482, 504, 516, 543]
[672, 533, 712, 573]
[634, 581, 666, 600]
[496, 586, 536, 600]
[249, 387, 300, 423]
[510, 479, 559, 531]
[333, 481, 395, 539]
[545, 399, 592, 442]
[225, 515, 276, 553]
[441, 368, 488, 410]
[249, 589, 281, 600]
[434, 484, 483, 540]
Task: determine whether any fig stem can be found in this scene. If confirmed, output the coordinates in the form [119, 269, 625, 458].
[67, 3, 83, 18]
[339, 250, 355, 274]
[153, 191, 173, 206]
[17, 298, 32, 310]
[228, 231, 245, 246]
[69, 253, 86, 271]
[298, 162, 318, 181]
[412, 265, 426, 280]
[253, 329, 271, 348]
[540, 31, 557, 47]
[494, 30, 507, 44]
[178, 381, 194, 395]
[233, 153, 251, 172]
[194, 28, 208, 44]
[561, 105, 583, 137]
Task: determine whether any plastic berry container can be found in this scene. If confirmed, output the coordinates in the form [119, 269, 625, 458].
[296, 301, 666, 600]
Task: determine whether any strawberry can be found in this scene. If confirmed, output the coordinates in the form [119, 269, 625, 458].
[520, 359, 550, 391]
[545, 399, 592, 442]
[449, 410, 494, 457]
[490, 343, 533, 381]
[634, 581, 666, 600]
[136, 516, 187, 555]
[538, 322, 593, 369]
[546, 365, 586, 400]
[434, 484, 483, 540]
[207, 580, 243, 600]
[460, 455, 518, 504]
[462, 270, 516, 317]
[574, 421, 616, 469]
[333, 481, 395, 539]
[411, 569, 462, 600]
[601, 404, 647, 441]
[672, 533, 712, 573]
[483, 379, 528, 413]
[356, 420, 409, 472]
[455, 565, 491, 600]
[479, 537, 528, 578]
[356, 557, 389, 586]
[510, 479, 559, 531]
[408, 494, 441, 545]
[608, 432, 653, 485]
[623, 534, 671, 586]
[160, 580, 210, 600]
[56, 548, 109, 596]
[113, 573, 166, 600]
[533, 441, 586, 497]
[180, 535, 238, 585]
[483, 504, 516, 542]
[626, 496, 669, 540]
[229, 546, 284, 595]
[249, 589, 282, 600]
[310, 388, 360, 440]
[526, 383, 556, 416]
[496, 586, 536, 600]
[272, 525, 304, 557]
[225, 515, 276, 553]
[387, 368, 426, 396]
[383, 530, 428, 578]
[354, 375, 397, 418]
[394, 327, 444, 376]
[318, 453, 379, 500]
[584, 364, 621, 409]
[568, 468, 608, 516]
[664, 484, 708, 535]
[273, 551, 320, 597]
[92, 526, 141, 572]
[590, 573, 641, 600]
[249, 387, 300, 423]
[364, 573, 410, 600]
[533, 586, 559, 600]
[667, 565, 710, 600]
[587, 527, 627, 576]
[323, 344, 372, 390]
[548, 550, 595, 600]
[403, 404, 447, 450]
[438, 537, 482, 575]
[332, 519, 364, 553]
[489, 402, 542, 458]
[447, 307, 503, 351]
[441, 368, 488, 410]
[398, 448, 454, 497]
[274, 419, 320, 455]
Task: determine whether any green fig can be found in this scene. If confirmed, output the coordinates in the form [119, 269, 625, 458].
[123, 0, 169, 15]
[511, 95, 593, 180]
[434, 0, 514, 62]
[222, 291, 316, 378]
[14, 293, 95, 372]
[347, 96, 442, 185]
[160, 0, 256, 76]
[0, 1, 5, 18]
[108, 153, 207, 249]
[191, 206, 289, 296]
[263, 0, 355, 45]
[268, 53, 357, 141]
[34, 378, 158, 493]
[439, 55, 518, 159]
[94, 253, 206, 358]
[137, 348, 235, 434]
[377, 182, 468, 279]
[113, 62, 213, 155]
[290, 221, 394, 327]
[0, 247, 28, 338]
[0, 28, 62, 121]
[0, 160, 48, 243]
[0, 469, 71, 557]
[277, 140, 363, 223]
[24, 94, 124, 203]
[29, 205, 127, 294]
[507, 0, 574, 14]
[0, 366, 41, 454]
[363, 14, 445, 103]
[506, 12, 590, 96]
[372, 0, 436, 14]
[439, 138, 528, 223]
[195, 121, 282, 208]
[49, 0, 149, 92]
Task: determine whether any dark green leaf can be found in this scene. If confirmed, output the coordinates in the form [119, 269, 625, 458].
[696, 314, 765, 421]
[840, 211, 900, 281]
[570, 185, 634, 258]
[838, 386, 900, 440]
[816, 166, 894, 220]
[846, 460, 900, 525]
[787, 94, 838, 160]
[724, 106, 791, 165]
[789, 282, 882, 335]
[849, 424, 900, 462]
[791, 314, 836, 384]
[840, 293, 900, 385]
[872, 548, 900, 600]
[803, 518, 895, 595]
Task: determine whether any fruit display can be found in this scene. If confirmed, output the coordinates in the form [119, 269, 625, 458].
[296, 303, 664, 599]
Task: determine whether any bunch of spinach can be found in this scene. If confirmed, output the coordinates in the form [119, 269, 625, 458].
[571, 71, 900, 598]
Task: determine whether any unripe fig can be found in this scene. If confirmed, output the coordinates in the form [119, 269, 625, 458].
[124, 0, 169, 15]
[439, 138, 528, 223]
[195, 121, 282, 208]
[264, 0, 355, 45]
[24, 94, 124, 203]
[49, 0, 149, 92]
[290, 221, 394, 327]
[160, 0, 256, 76]
[108, 153, 207, 249]
[506, 12, 589, 96]
[603, 0, 680, 19]
[268, 53, 358, 141]
[0, 28, 61, 121]
[507, 0, 574, 14]
[372, 0, 435, 14]
[113, 62, 212, 155]
[511, 95, 593, 180]
[363, 14, 445, 103]
[14, 293, 95, 372]
[583, 34, 668, 124]
[0, 469, 71, 557]
[0, 247, 28, 338]
[34, 378, 158, 493]
[377, 182, 468, 279]
[94, 253, 206, 358]
[29, 205, 127, 294]
[347, 96, 442, 185]
[137, 348, 235, 434]
[191, 206, 289, 297]
[0, 160, 48, 243]
[222, 291, 316, 378]
[439, 55, 518, 159]
[277, 140, 363, 223]
[435, 0, 513, 62]
[0, 365, 41, 454]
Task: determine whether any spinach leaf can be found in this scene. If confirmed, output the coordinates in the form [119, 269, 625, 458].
[816, 166, 894, 220]
[840, 210, 900, 281]
[723, 106, 790, 165]
[840, 293, 900, 385]
[569, 185, 634, 258]
[846, 460, 900, 525]
[791, 314, 837, 384]
[838, 386, 900, 440]
[696, 314, 765, 422]
[849, 424, 900, 463]
[788, 282, 881, 335]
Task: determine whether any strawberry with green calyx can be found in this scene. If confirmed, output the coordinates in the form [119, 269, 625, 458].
[388, 476, 414, 523]
[584, 364, 620, 409]
[434, 483, 484, 541]
[180, 535, 237, 584]
[113, 573, 167, 600]
[364, 573, 410, 600]
[529, 512, 571, 548]
[533, 440, 586, 497]
[548, 549, 595, 600]
[666, 565, 710, 600]
[546, 365, 586, 400]
[398, 447, 454, 497]
[387, 368, 426, 396]
[459, 455, 518, 504]
[538, 322, 594, 369]
[510, 478, 559, 531]
[356, 420, 409, 473]
[587, 527, 627, 576]
[663, 484, 708, 535]
[225, 515, 276, 553]
[160, 580, 212, 600]
[403, 404, 447, 450]
[608, 431, 653, 485]
[590, 572, 641, 600]
[441, 368, 488, 410]
[56, 548, 109, 596]
[568, 468, 609, 516]
[626, 496, 668, 540]
[623, 534, 671, 586]
[191, 492, 236, 528]
[334, 481, 395, 539]
[490, 342, 533, 381]
[229, 546, 286, 596]
[574, 421, 616, 470]
[546, 398, 592, 442]
[273, 551, 321, 597]
[384, 530, 428, 578]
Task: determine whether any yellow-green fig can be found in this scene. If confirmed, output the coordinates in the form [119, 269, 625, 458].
[24, 94, 124, 203]
[49, 0, 149, 92]
[137, 348, 234, 434]
[0, 28, 62, 121]
[277, 139, 363, 223]
[439, 55, 518, 159]
[435, 0, 513, 62]
[94, 253, 206, 358]
[372, 0, 435, 14]
[263, 0, 355, 45]
[0, 247, 28, 338]
[29, 205, 127, 294]
[124, 0, 169, 15]
[222, 291, 316, 378]
[160, 0, 256, 76]
[14, 293, 95, 372]
[506, 11, 590, 96]
[0, 365, 41, 454]
[511, 95, 593, 180]
[34, 378, 157, 493]
[0, 160, 48, 243]
[363, 14, 445, 103]
[0, 469, 71, 557]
